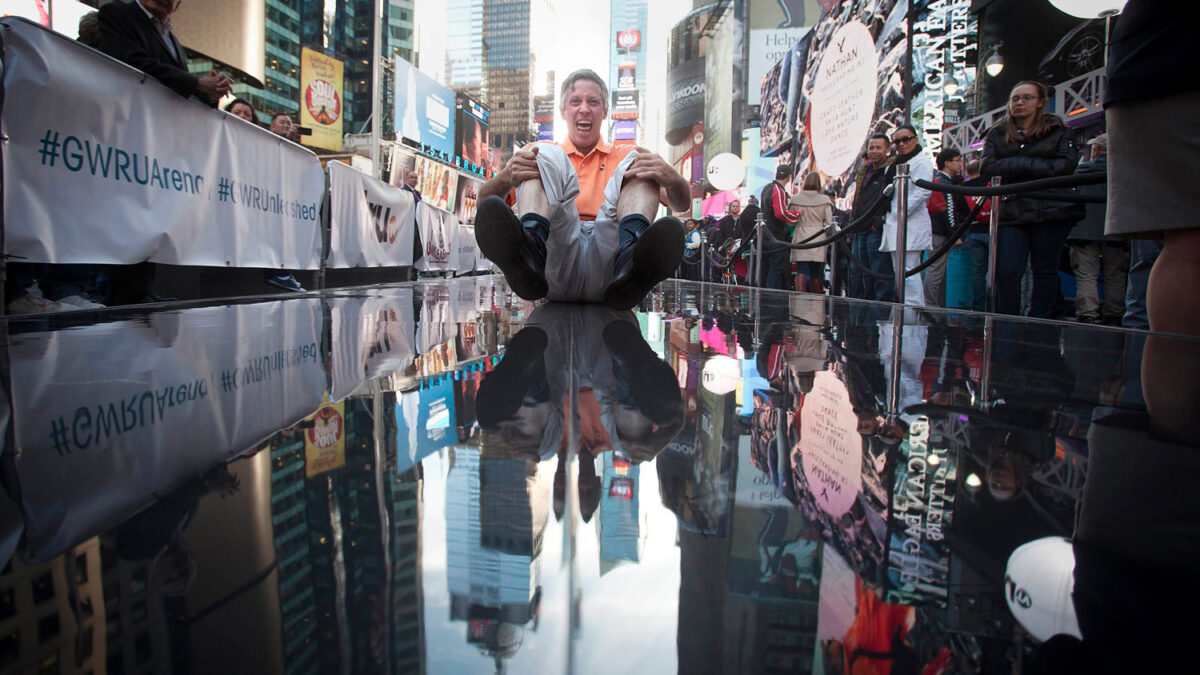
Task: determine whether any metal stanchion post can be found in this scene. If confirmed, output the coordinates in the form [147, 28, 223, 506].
[894, 163, 910, 305]
[700, 232, 708, 284]
[986, 177, 1001, 313]
[981, 315, 994, 406]
[826, 221, 840, 297]
[755, 213, 765, 288]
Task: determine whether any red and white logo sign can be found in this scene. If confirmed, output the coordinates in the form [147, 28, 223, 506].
[616, 30, 641, 50]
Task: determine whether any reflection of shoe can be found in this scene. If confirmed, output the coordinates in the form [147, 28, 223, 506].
[6, 294, 71, 315]
[266, 274, 306, 292]
[57, 295, 106, 309]
[603, 216, 685, 310]
[603, 320, 683, 426]
[476, 327, 548, 429]
[137, 292, 177, 304]
[475, 196, 548, 300]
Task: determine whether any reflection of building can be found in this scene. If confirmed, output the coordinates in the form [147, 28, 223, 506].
[446, 447, 548, 670]
[0, 540, 106, 673]
[598, 455, 645, 574]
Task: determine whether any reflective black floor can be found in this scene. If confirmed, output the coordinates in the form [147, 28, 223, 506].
[1, 277, 1197, 674]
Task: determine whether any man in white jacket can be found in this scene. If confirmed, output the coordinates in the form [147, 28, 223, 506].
[880, 125, 933, 307]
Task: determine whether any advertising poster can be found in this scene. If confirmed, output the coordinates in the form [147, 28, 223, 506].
[454, 174, 481, 225]
[304, 399, 346, 478]
[617, 62, 636, 90]
[611, 90, 640, 120]
[748, 27, 810, 106]
[414, 155, 458, 212]
[394, 55, 455, 159]
[666, 58, 705, 143]
[613, 121, 637, 143]
[808, 20, 876, 176]
[704, 14, 735, 164]
[415, 202, 460, 272]
[299, 47, 344, 152]
[533, 95, 555, 123]
[455, 94, 491, 176]
[759, 58, 790, 155]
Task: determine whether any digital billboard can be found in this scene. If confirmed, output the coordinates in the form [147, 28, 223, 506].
[611, 90, 639, 120]
[455, 94, 490, 176]
[299, 47, 344, 152]
[394, 56, 456, 161]
[613, 120, 637, 143]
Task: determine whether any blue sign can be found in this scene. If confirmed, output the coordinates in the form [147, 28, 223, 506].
[394, 57, 456, 160]
[394, 377, 457, 475]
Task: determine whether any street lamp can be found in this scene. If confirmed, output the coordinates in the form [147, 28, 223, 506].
[985, 49, 1005, 77]
[944, 72, 960, 96]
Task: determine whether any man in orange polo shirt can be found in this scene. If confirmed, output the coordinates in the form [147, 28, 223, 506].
[477, 69, 692, 309]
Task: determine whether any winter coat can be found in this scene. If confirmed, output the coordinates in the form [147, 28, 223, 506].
[788, 190, 833, 263]
[881, 150, 933, 253]
[1067, 154, 1110, 241]
[852, 157, 894, 230]
[927, 170, 969, 237]
[980, 116, 1086, 226]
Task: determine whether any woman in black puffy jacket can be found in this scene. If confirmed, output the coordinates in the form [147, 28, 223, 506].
[981, 81, 1085, 318]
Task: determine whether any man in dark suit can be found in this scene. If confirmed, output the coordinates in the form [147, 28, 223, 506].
[99, 0, 231, 107]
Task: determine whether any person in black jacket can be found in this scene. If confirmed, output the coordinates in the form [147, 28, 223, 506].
[848, 135, 895, 302]
[99, 0, 231, 107]
[980, 81, 1084, 318]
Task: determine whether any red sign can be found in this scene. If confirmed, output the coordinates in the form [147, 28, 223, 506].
[616, 30, 641, 50]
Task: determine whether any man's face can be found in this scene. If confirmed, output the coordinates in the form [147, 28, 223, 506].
[866, 139, 889, 165]
[561, 79, 607, 152]
[141, 0, 181, 23]
[405, 171, 418, 188]
[728, 201, 740, 217]
[944, 156, 963, 177]
[270, 114, 292, 137]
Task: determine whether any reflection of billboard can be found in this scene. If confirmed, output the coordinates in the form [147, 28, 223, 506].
[394, 56, 455, 160]
[613, 120, 637, 143]
[788, 371, 892, 584]
[395, 379, 457, 475]
[885, 417, 957, 607]
[611, 90, 639, 120]
[455, 94, 491, 176]
[299, 47, 344, 152]
[414, 155, 458, 212]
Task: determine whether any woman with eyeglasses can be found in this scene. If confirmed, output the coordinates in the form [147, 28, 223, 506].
[980, 81, 1084, 318]
[881, 124, 934, 306]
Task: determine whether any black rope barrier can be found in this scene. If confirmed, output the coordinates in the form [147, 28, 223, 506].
[912, 171, 1104, 196]
[1019, 190, 1104, 204]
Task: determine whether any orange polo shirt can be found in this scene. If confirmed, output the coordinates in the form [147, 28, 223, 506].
[511, 138, 636, 221]
[558, 137, 635, 221]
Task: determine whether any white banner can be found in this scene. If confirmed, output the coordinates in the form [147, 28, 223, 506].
[1, 18, 325, 268]
[8, 300, 327, 562]
[456, 223, 478, 273]
[327, 289, 417, 401]
[415, 202, 460, 272]
[328, 160, 416, 268]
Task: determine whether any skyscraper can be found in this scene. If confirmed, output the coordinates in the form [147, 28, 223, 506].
[446, 0, 484, 97]
[609, 0, 647, 145]
[482, 0, 555, 160]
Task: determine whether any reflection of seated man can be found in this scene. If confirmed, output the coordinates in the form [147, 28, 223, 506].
[476, 306, 684, 520]
[476, 69, 692, 309]
[99, 0, 232, 107]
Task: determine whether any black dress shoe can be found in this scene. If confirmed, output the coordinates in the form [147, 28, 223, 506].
[603, 216, 685, 310]
[475, 196, 548, 300]
[475, 326, 548, 429]
[603, 320, 683, 427]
